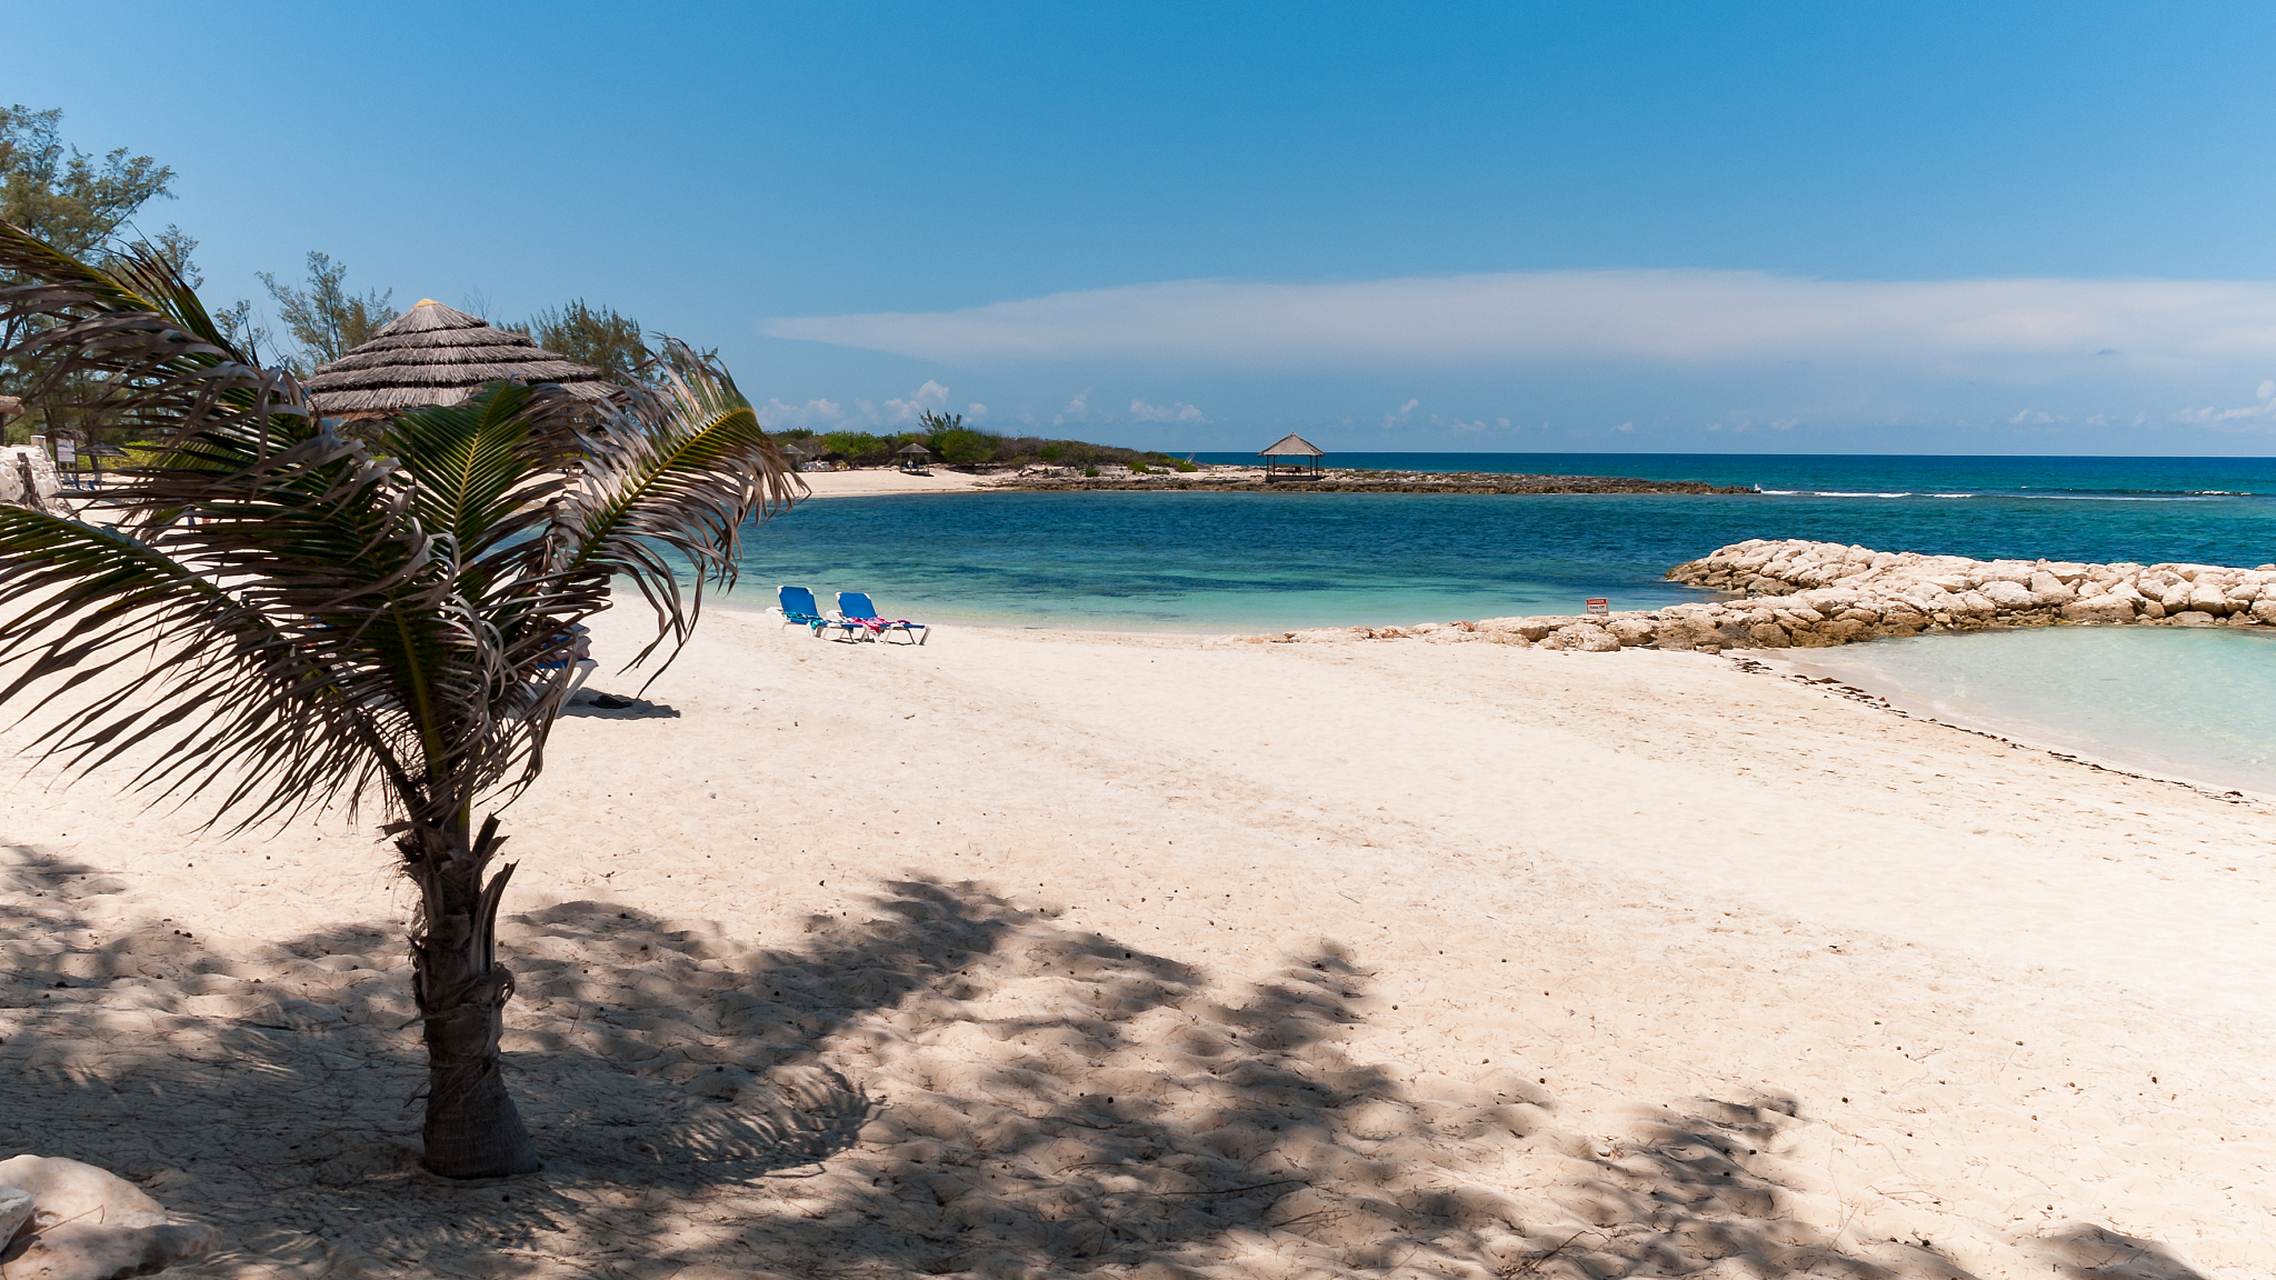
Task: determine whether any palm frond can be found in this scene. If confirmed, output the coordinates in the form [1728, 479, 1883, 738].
[3, 221, 802, 837]
[0, 220, 307, 454]
[0, 506, 416, 829]
[548, 341, 802, 676]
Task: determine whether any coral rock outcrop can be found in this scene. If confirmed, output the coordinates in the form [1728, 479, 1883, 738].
[1225, 539, 2276, 652]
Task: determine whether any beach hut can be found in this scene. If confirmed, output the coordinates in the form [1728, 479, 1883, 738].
[303, 299, 621, 420]
[780, 441, 813, 472]
[895, 441, 934, 472]
[1258, 432, 1325, 480]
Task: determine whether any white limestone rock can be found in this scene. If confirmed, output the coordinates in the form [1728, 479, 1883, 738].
[0, 1158, 165, 1232]
[2187, 582, 2234, 615]
[1542, 624, 1621, 652]
[0, 1185, 32, 1244]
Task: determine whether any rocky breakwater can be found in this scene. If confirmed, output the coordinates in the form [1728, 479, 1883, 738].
[1663, 538, 2276, 647]
[1223, 538, 2276, 653]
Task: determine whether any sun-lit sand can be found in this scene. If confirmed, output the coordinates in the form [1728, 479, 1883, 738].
[4, 607, 2272, 1278]
[792, 468, 999, 498]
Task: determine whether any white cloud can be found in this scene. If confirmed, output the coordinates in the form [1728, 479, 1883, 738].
[755, 397, 850, 430]
[1053, 390, 1091, 425]
[2007, 408, 2068, 424]
[757, 382, 961, 431]
[967, 402, 987, 419]
[1130, 398, 1204, 422]
[766, 269, 2276, 372]
[2175, 380, 2276, 425]
[1382, 398, 1420, 428]
[874, 379, 951, 425]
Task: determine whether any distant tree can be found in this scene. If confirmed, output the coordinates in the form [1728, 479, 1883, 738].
[0, 106, 209, 443]
[919, 409, 997, 466]
[819, 429, 884, 461]
[259, 251, 396, 373]
[515, 299, 648, 388]
[0, 104, 174, 258]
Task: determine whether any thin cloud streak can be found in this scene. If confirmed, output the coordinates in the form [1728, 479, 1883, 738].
[765, 270, 2276, 372]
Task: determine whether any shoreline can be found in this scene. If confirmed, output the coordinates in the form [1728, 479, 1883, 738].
[787, 462, 1754, 497]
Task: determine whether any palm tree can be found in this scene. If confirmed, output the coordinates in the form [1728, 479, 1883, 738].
[0, 222, 798, 1177]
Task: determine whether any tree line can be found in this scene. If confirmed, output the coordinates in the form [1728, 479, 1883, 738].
[785, 409, 1198, 473]
[1, 104, 651, 445]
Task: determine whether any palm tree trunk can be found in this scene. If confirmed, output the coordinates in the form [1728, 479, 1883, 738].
[402, 814, 540, 1178]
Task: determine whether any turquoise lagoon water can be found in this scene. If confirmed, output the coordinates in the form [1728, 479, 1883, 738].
[1784, 627, 2276, 795]
[725, 453, 2276, 790]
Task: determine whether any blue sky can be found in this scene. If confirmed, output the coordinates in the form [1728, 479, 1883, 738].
[10, 1, 2276, 453]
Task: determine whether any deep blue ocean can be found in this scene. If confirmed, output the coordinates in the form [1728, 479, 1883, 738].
[731, 453, 2276, 791]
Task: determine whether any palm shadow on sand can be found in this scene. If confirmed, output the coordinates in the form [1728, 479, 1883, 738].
[0, 849, 2217, 1280]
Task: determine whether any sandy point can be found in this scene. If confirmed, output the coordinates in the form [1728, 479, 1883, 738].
[790, 468, 999, 498]
[2, 610, 2270, 1277]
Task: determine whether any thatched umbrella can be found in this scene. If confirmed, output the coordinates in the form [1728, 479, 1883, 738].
[1258, 432, 1324, 479]
[304, 299, 621, 420]
[895, 441, 933, 471]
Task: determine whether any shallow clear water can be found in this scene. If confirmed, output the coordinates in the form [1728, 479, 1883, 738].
[1785, 627, 2276, 795]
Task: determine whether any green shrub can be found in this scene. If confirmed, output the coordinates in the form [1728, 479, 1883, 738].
[820, 430, 883, 460]
[1129, 461, 1151, 474]
[1174, 459, 1199, 473]
[930, 426, 997, 466]
[1083, 465, 1100, 477]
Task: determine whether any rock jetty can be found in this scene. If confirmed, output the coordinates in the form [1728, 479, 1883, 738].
[1224, 538, 2276, 652]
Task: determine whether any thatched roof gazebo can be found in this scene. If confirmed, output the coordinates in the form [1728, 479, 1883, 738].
[895, 441, 933, 472]
[1258, 432, 1324, 480]
[303, 299, 622, 420]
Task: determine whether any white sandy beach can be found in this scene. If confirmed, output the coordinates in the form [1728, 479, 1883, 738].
[793, 468, 1000, 498]
[4, 609, 2272, 1278]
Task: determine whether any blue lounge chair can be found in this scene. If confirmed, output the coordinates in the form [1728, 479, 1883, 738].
[537, 624, 599, 705]
[835, 591, 928, 645]
[777, 585, 864, 639]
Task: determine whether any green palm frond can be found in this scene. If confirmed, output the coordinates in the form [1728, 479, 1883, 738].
[1, 219, 801, 833]
[0, 506, 415, 828]
[1, 222, 305, 452]
[550, 341, 803, 673]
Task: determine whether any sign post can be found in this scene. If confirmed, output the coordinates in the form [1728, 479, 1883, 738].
[1585, 598, 1609, 616]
